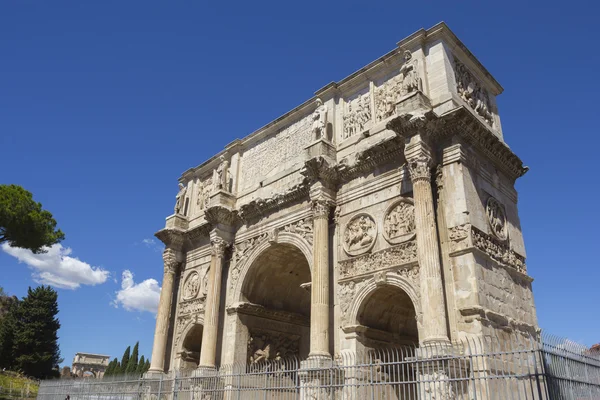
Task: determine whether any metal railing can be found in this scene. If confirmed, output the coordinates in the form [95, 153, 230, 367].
[36, 334, 600, 400]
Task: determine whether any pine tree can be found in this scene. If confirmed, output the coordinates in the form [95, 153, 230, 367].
[125, 342, 139, 375]
[12, 286, 62, 378]
[118, 346, 130, 375]
[136, 355, 146, 375]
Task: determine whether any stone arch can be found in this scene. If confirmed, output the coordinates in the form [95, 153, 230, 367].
[231, 230, 313, 303]
[176, 316, 204, 371]
[348, 272, 421, 345]
[230, 234, 313, 363]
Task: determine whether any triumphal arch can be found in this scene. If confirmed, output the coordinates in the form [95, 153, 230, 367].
[149, 22, 538, 375]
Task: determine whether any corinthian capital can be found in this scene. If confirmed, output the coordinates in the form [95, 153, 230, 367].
[211, 237, 230, 258]
[163, 248, 180, 274]
[406, 154, 432, 183]
[312, 199, 332, 219]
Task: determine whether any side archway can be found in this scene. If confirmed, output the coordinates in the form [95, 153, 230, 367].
[348, 273, 421, 347]
[176, 317, 205, 371]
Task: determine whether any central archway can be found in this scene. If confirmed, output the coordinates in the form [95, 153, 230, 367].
[238, 243, 312, 363]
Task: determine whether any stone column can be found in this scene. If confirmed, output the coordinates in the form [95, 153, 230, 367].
[405, 140, 450, 345]
[149, 248, 179, 373]
[309, 199, 331, 359]
[198, 237, 229, 369]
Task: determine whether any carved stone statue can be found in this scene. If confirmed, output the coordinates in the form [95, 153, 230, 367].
[311, 98, 328, 140]
[196, 180, 206, 210]
[174, 183, 187, 214]
[399, 50, 422, 96]
[213, 156, 230, 192]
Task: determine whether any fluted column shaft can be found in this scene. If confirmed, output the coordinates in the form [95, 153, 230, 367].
[406, 152, 450, 345]
[309, 200, 331, 358]
[199, 238, 228, 368]
[149, 249, 179, 372]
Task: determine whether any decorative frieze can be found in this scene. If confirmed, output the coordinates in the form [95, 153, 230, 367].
[229, 302, 309, 326]
[454, 59, 494, 127]
[339, 241, 417, 278]
[383, 199, 416, 244]
[472, 227, 526, 274]
[375, 50, 422, 122]
[247, 329, 300, 363]
[343, 93, 371, 140]
[343, 213, 377, 256]
[179, 298, 205, 316]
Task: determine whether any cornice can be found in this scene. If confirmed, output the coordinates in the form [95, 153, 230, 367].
[387, 108, 528, 181]
[238, 182, 310, 224]
[155, 228, 185, 251]
[204, 204, 240, 227]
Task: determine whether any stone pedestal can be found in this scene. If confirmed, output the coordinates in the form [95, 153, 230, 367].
[305, 138, 336, 161]
[149, 249, 180, 373]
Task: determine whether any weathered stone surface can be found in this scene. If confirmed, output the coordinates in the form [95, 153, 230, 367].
[148, 22, 539, 373]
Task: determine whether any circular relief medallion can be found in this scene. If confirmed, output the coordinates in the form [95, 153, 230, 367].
[486, 197, 508, 241]
[183, 271, 200, 300]
[343, 213, 377, 256]
[383, 199, 416, 244]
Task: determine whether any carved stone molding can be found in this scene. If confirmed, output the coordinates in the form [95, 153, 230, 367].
[383, 199, 416, 244]
[163, 248, 180, 275]
[227, 302, 310, 326]
[247, 329, 300, 363]
[343, 213, 377, 256]
[238, 183, 310, 223]
[155, 228, 185, 251]
[301, 156, 339, 188]
[486, 197, 508, 241]
[204, 205, 238, 227]
[182, 271, 200, 300]
[339, 241, 417, 279]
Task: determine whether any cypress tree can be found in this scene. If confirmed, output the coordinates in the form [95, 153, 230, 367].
[118, 346, 130, 375]
[144, 359, 150, 372]
[0, 296, 19, 369]
[12, 286, 62, 378]
[125, 342, 139, 375]
[136, 355, 146, 375]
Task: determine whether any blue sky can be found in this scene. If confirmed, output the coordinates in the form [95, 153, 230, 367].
[1, 1, 599, 367]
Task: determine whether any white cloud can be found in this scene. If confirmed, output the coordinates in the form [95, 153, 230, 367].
[141, 238, 162, 252]
[113, 270, 160, 314]
[1, 243, 110, 290]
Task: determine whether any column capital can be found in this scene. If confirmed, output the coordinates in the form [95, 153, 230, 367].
[311, 199, 333, 219]
[162, 248, 180, 275]
[406, 154, 432, 183]
[210, 237, 230, 258]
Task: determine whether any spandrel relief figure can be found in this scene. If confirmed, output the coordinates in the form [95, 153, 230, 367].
[311, 98, 328, 140]
[174, 183, 187, 215]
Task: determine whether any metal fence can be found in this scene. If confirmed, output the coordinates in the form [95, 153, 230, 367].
[37, 334, 600, 400]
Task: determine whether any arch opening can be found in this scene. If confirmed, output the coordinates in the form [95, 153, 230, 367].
[356, 284, 418, 348]
[180, 324, 203, 371]
[238, 243, 311, 363]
